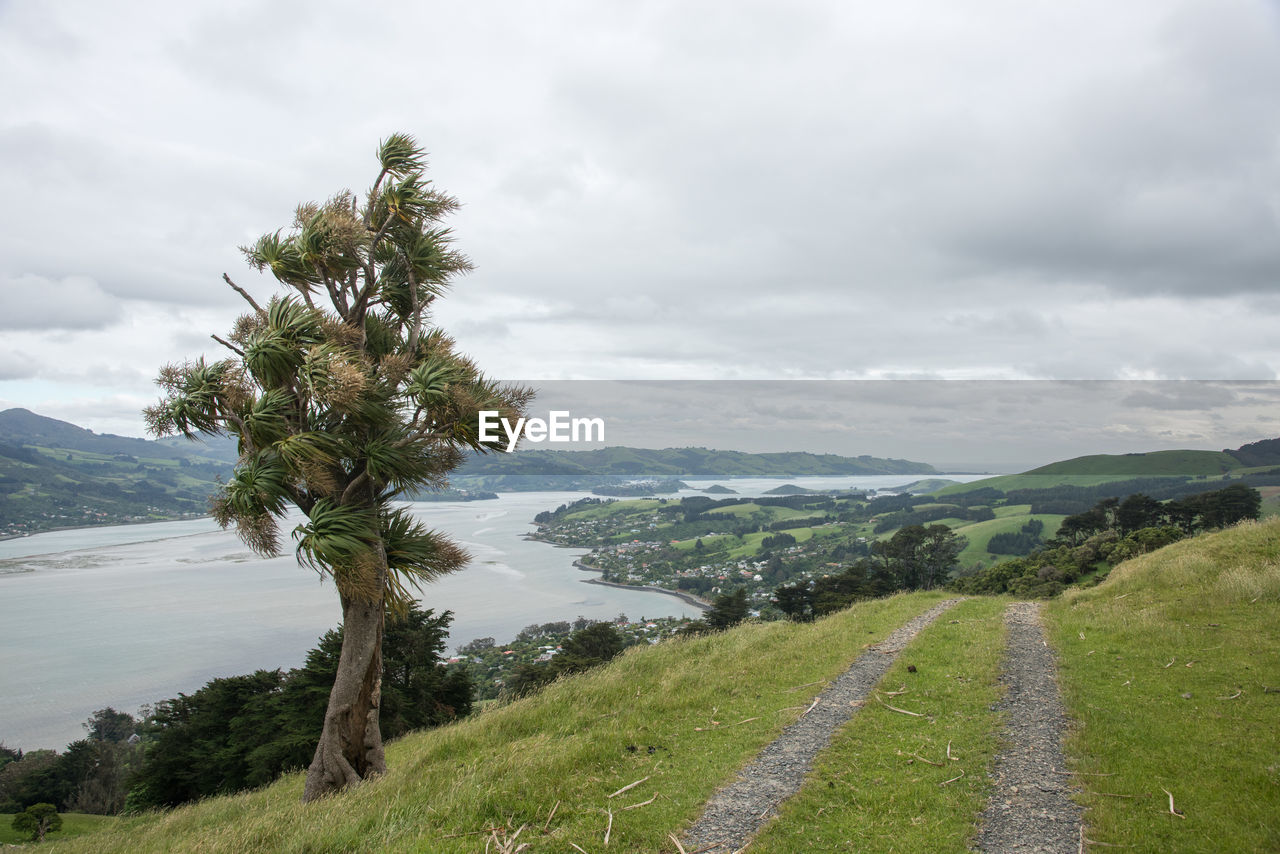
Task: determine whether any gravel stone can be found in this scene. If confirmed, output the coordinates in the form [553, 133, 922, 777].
[973, 601, 1082, 853]
[678, 598, 963, 854]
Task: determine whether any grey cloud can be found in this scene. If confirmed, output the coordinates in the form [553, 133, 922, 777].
[0, 275, 122, 330]
[3, 0, 1280, 443]
[1121, 384, 1241, 411]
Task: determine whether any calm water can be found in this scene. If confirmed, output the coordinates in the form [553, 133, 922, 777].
[0, 475, 981, 750]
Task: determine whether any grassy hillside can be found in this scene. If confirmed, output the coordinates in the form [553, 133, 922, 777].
[1027, 449, 1242, 477]
[55, 593, 956, 853]
[0, 812, 116, 845]
[1048, 519, 1280, 852]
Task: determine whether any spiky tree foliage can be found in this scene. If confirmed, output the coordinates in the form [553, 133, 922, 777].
[145, 134, 530, 801]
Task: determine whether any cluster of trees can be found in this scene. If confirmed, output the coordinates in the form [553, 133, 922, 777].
[129, 606, 469, 809]
[986, 519, 1045, 556]
[2, 606, 468, 814]
[872, 505, 992, 534]
[678, 588, 752, 635]
[954, 485, 1261, 597]
[1054, 484, 1260, 543]
[0, 708, 140, 817]
[773, 524, 967, 620]
[503, 622, 628, 696]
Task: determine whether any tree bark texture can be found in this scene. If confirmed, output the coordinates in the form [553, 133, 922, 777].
[302, 564, 388, 802]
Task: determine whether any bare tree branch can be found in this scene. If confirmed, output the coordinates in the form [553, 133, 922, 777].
[211, 334, 246, 357]
[224, 274, 265, 314]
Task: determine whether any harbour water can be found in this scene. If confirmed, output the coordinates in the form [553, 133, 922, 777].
[0, 475, 979, 750]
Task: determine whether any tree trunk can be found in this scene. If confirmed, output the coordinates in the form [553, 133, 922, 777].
[302, 572, 387, 802]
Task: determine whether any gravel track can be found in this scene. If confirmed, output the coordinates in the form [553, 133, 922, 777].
[973, 601, 1082, 853]
[677, 598, 963, 854]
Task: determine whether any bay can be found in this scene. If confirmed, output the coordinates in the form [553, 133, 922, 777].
[0, 475, 983, 751]
[0, 491, 705, 751]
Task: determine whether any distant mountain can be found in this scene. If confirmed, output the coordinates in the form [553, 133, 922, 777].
[0, 408, 236, 536]
[1025, 449, 1241, 478]
[0, 408, 239, 463]
[935, 436, 1280, 499]
[457, 447, 936, 478]
[883, 478, 961, 494]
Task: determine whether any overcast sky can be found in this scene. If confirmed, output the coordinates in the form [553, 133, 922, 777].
[2, 0, 1278, 469]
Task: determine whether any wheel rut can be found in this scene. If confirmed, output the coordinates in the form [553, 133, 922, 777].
[676, 597, 963, 854]
[972, 601, 1082, 853]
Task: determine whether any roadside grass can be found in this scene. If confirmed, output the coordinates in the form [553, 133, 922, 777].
[0, 812, 116, 845]
[1047, 518, 1280, 853]
[748, 596, 1008, 853]
[53, 592, 952, 853]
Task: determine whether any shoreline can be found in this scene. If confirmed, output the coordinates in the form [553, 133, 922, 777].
[0, 514, 212, 542]
[573, 559, 711, 612]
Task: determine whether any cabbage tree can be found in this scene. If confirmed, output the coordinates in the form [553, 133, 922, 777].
[145, 134, 529, 801]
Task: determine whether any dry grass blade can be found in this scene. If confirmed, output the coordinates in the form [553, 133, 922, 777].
[608, 776, 650, 798]
[1163, 657, 1176, 668]
[1160, 787, 1185, 819]
[939, 768, 965, 786]
[906, 750, 943, 767]
[543, 800, 560, 831]
[800, 697, 821, 717]
[604, 809, 613, 846]
[1217, 690, 1242, 700]
[876, 693, 924, 717]
[883, 684, 910, 697]
[668, 833, 687, 854]
[622, 792, 659, 810]
[570, 843, 591, 854]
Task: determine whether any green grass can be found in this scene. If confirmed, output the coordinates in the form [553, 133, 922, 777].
[54, 593, 953, 853]
[0, 813, 117, 845]
[1047, 518, 1280, 852]
[950, 513, 1067, 568]
[935, 473, 1167, 496]
[749, 596, 1009, 853]
[564, 498, 662, 521]
[721, 525, 835, 559]
[1028, 449, 1242, 477]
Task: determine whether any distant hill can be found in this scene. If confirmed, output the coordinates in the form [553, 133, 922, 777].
[882, 478, 961, 494]
[0, 408, 237, 535]
[1025, 448, 1240, 477]
[457, 447, 936, 478]
[936, 437, 1280, 498]
[0, 408, 238, 463]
